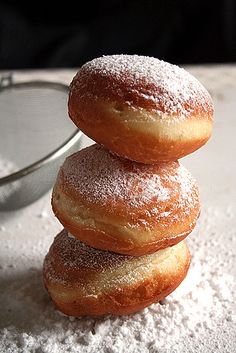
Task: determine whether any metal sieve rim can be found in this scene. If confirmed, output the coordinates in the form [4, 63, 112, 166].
[0, 79, 82, 186]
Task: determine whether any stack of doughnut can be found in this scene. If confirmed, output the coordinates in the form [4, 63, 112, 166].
[43, 55, 214, 317]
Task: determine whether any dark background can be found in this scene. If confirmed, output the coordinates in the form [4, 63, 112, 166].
[0, 0, 235, 69]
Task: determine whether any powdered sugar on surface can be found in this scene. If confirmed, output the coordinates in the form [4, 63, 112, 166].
[0, 203, 235, 353]
[72, 55, 213, 119]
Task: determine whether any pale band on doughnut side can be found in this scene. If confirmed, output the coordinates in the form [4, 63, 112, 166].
[43, 229, 191, 316]
[68, 55, 213, 163]
[52, 144, 200, 256]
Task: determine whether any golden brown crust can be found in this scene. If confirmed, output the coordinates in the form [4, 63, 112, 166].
[52, 145, 200, 256]
[52, 207, 193, 256]
[69, 99, 212, 164]
[68, 55, 213, 163]
[43, 230, 191, 316]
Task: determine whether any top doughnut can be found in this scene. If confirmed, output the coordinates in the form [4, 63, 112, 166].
[68, 55, 214, 163]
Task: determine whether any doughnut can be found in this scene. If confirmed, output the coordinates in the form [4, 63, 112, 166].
[68, 55, 214, 163]
[52, 144, 200, 256]
[43, 229, 191, 316]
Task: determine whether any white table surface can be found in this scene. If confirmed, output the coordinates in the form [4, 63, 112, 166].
[0, 65, 235, 353]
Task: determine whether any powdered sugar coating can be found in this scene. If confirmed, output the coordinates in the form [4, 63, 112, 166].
[44, 230, 133, 278]
[43, 229, 185, 289]
[70, 55, 213, 119]
[57, 144, 199, 222]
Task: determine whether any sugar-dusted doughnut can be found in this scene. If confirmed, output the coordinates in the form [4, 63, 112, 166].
[68, 55, 213, 163]
[43, 229, 191, 316]
[52, 144, 200, 256]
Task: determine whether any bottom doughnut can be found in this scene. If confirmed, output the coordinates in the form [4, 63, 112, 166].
[43, 229, 191, 316]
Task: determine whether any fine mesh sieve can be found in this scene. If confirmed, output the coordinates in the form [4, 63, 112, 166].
[0, 75, 82, 210]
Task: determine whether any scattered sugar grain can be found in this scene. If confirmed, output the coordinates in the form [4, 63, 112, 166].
[37, 211, 48, 219]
